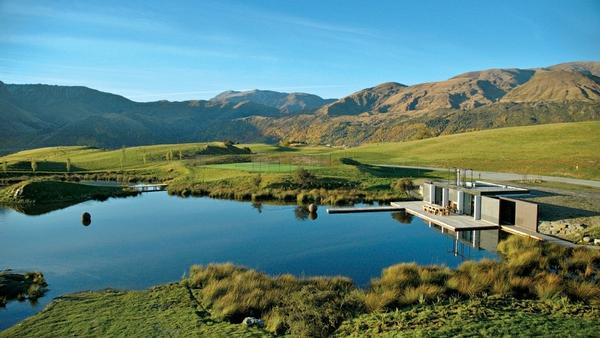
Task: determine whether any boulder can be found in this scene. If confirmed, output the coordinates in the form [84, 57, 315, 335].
[583, 236, 591, 243]
[242, 317, 264, 328]
[82, 212, 91, 226]
[594, 239, 600, 246]
[308, 203, 318, 213]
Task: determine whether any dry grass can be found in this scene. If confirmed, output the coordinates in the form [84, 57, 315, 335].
[186, 264, 363, 337]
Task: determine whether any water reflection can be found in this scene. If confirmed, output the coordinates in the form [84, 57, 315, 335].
[294, 205, 310, 220]
[0, 193, 498, 329]
[391, 211, 413, 224]
[251, 202, 263, 213]
[294, 205, 318, 221]
[422, 221, 503, 259]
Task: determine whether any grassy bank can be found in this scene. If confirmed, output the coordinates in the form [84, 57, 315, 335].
[3, 236, 600, 337]
[0, 180, 137, 215]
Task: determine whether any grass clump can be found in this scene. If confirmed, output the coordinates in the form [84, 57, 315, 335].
[365, 236, 600, 314]
[365, 263, 451, 310]
[186, 264, 364, 337]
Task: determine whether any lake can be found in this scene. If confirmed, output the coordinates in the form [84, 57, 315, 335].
[0, 192, 499, 329]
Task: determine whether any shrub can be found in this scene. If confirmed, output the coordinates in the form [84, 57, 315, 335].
[294, 167, 316, 188]
[391, 178, 416, 194]
[252, 174, 262, 189]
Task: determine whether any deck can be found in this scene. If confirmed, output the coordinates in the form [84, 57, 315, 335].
[391, 201, 577, 247]
[327, 206, 404, 214]
[328, 200, 578, 247]
[390, 201, 498, 231]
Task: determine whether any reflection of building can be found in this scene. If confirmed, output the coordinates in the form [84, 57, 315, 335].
[426, 221, 500, 259]
[422, 169, 538, 232]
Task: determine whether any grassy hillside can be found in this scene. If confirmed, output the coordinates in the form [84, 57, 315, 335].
[1, 122, 598, 184]
[343, 121, 600, 180]
[0, 142, 251, 172]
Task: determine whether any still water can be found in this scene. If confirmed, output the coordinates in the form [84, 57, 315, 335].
[0, 192, 498, 329]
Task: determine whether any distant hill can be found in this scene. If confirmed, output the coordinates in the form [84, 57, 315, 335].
[1, 61, 599, 150]
[0, 83, 331, 150]
[210, 89, 335, 114]
[255, 61, 600, 145]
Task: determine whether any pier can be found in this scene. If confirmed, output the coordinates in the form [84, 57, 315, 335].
[326, 206, 405, 214]
[131, 184, 168, 192]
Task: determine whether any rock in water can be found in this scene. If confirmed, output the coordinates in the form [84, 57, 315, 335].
[82, 212, 91, 226]
[308, 203, 318, 213]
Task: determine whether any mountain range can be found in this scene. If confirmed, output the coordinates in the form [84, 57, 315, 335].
[1, 61, 599, 151]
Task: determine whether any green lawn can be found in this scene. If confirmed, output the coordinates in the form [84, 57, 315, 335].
[204, 162, 320, 173]
[0, 142, 243, 172]
[334, 297, 600, 337]
[341, 121, 600, 180]
[0, 284, 269, 338]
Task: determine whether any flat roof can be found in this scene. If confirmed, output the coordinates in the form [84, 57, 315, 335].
[426, 180, 528, 196]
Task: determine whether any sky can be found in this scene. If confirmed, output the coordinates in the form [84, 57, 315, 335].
[0, 0, 599, 101]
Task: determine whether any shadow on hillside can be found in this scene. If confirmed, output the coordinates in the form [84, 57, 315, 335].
[339, 158, 441, 179]
[9, 161, 85, 172]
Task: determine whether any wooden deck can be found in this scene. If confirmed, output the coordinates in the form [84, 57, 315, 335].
[391, 201, 578, 247]
[390, 201, 499, 231]
[328, 200, 579, 248]
[327, 206, 404, 214]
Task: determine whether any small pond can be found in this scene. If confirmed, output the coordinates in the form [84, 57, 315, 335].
[0, 192, 499, 329]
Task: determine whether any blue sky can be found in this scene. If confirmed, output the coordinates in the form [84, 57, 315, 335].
[1, 0, 599, 101]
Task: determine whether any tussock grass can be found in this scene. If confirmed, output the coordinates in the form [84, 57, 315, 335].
[366, 236, 600, 316]
[183, 237, 600, 336]
[186, 264, 363, 337]
[534, 273, 564, 300]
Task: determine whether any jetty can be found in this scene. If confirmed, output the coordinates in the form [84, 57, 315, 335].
[327, 206, 404, 214]
[131, 184, 168, 192]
